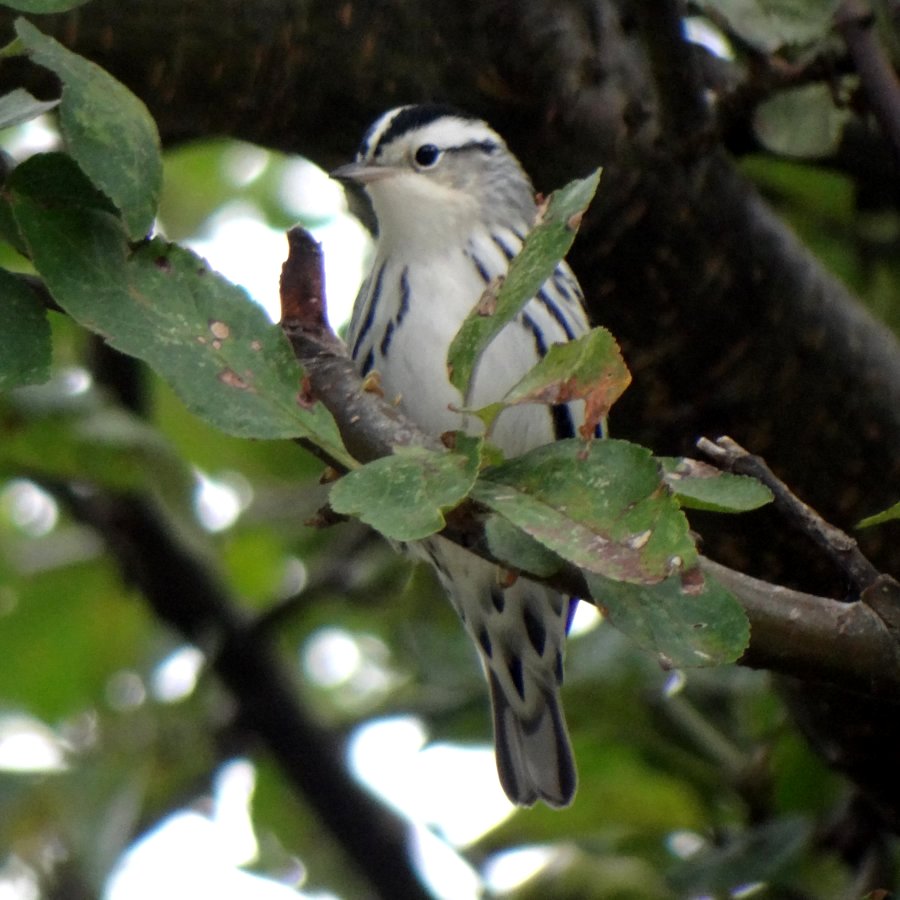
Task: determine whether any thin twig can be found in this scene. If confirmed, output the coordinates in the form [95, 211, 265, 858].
[697, 435, 881, 593]
[835, 0, 900, 164]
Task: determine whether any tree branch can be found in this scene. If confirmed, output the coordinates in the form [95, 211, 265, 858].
[701, 558, 900, 695]
[280, 228, 442, 464]
[697, 436, 882, 593]
[835, 0, 900, 164]
[278, 228, 900, 699]
[49, 482, 430, 900]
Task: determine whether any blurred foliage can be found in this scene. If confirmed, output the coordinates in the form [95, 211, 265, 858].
[741, 154, 900, 334]
[1, 2, 900, 899]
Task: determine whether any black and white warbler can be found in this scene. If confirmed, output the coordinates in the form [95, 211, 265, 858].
[333, 104, 590, 808]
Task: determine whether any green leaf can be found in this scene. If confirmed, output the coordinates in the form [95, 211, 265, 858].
[471, 439, 696, 584]
[0, 268, 51, 388]
[754, 83, 851, 159]
[7, 153, 352, 464]
[484, 514, 563, 577]
[1, 0, 91, 11]
[9, 146, 118, 211]
[857, 499, 900, 529]
[447, 167, 601, 398]
[329, 436, 482, 541]
[15, 18, 162, 238]
[0, 185, 25, 252]
[0, 87, 58, 130]
[586, 570, 749, 667]
[498, 326, 630, 438]
[693, 0, 840, 53]
[660, 457, 773, 513]
[669, 815, 811, 894]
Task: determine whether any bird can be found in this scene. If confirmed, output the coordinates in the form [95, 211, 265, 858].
[332, 104, 590, 808]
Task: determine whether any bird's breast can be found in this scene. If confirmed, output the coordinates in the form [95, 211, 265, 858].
[349, 226, 577, 455]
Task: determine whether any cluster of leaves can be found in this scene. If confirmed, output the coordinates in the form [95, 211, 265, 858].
[0, 13, 771, 671]
[0, 22, 351, 454]
[694, 0, 851, 159]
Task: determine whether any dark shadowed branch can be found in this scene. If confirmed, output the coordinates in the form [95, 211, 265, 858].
[631, 0, 710, 143]
[836, 0, 900, 163]
[697, 436, 882, 593]
[47, 481, 430, 900]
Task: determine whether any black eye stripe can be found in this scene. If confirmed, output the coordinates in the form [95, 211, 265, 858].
[446, 140, 499, 156]
[410, 139, 499, 169]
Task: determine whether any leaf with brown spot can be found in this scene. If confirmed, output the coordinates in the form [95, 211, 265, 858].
[497, 326, 631, 438]
[586, 568, 749, 666]
[209, 320, 230, 340]
[218, 368, 254, 391]
[7, 153, 352, 465]
[472, 439, 696, 584]
[475, 277, 503, 316]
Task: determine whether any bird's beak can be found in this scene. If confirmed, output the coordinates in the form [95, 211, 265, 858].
[330, 161, 400, 185]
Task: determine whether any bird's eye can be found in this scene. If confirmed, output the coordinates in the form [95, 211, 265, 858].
[414, 144, 442, 168]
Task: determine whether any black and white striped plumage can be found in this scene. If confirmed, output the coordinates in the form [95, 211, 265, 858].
[334, 105, 589, 808]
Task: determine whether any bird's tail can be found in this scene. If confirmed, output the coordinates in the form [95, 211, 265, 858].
[421, 536, 577, 807]
[489, 670, 576, 808]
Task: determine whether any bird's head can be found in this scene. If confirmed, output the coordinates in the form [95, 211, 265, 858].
[332, 104, 536, 249]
